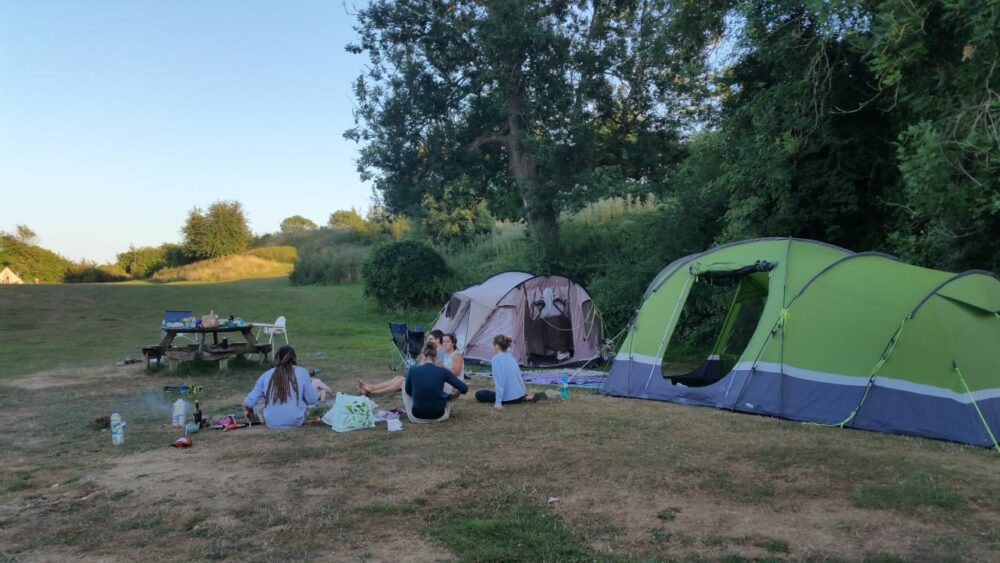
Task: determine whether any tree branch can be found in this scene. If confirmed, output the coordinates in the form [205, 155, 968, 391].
[467, 132, 509, 151]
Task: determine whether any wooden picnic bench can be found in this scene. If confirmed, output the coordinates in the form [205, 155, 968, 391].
[143, 324, 268, 371]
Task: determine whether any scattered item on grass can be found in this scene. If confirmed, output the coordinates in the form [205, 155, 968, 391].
[171, 437, 193, 448]
[92, 415, 111, 430]
[171, 399, 189, 427]
[184, 422, 200, 434]
[387, 418, 403, 432]
[116, 357, 141, 366]
[163, 383, 203, 395]
[548, 497, 559, 504]
[314, 351, 327, 357]
[322, 392, 376, 432]
[521, 371, 606, 388]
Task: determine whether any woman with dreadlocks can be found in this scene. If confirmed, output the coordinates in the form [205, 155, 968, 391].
[243, 345, 318, 428]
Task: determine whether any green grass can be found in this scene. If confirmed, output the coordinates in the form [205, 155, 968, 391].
[2, 279, 1000, 561]
[854, 472, 965, 513]
[0, 279, 428, 377]
[657, 507, 682, 521]
[1, 473, 32, 493]
[424, 495, 595, 562]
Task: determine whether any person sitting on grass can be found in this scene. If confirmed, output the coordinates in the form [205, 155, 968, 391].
[439, 333, 464, 379]
[243, 345, 318, 428]
[475, 335, 547, 409]
[357, 330, 446, 395]
[403, 343, 468, 423]
[310, 368, 332, 401]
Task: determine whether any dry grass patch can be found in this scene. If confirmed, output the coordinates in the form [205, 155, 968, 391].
[151, 255, 292, 282]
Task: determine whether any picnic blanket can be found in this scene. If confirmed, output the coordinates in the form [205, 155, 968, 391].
[470, 370, 606, 389]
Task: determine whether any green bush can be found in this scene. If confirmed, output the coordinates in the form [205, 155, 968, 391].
[290, 244, 368, 285]
[362, 241, 451, 309]
[245, 245, 298, 264]
[64, 262, 129, 283]
[0, 235, 72, 282]
[116, 245, 165, 277]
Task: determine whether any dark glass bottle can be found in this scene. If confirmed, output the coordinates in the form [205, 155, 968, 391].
[193, 401, 203, 426]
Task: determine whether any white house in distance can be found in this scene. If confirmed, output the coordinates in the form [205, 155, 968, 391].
[0, 267, 24, 284]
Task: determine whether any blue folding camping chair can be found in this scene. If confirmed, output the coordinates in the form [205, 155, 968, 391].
[389, 322, 424, 371]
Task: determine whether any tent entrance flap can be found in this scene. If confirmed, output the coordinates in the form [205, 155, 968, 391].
[524, 289, 574, 365]
[663, 274, 769, 387]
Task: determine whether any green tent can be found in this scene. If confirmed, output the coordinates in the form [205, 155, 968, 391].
[601, 238, 1000, 449]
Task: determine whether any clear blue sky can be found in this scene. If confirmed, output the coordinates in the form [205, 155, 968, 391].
[0, 0, 372, 263]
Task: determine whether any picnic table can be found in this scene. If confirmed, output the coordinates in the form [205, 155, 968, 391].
[143, 324, 272, 370]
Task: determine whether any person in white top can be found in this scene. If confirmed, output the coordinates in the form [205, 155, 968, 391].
[439, 333, 464, 379]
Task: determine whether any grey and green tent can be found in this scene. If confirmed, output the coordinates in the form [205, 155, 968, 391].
[601, 238, 1000, 449]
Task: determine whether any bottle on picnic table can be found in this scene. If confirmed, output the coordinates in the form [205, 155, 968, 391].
[560, 373, 569, 400]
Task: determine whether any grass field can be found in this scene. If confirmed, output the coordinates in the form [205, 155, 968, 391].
[1, 279, 999, 561]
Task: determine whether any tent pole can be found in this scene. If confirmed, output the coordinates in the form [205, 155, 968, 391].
[954, 361, 1000, 454]
[778, 237, 792, 417]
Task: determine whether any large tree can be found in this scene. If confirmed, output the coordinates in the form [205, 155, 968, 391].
[346, 0, 691, 261]
[181, 201, 253, 260]
[279, 215, 318, 234]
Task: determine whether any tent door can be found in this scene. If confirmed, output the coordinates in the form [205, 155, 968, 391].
[523, 291, 574, 366]
[663, 274, 768, 387]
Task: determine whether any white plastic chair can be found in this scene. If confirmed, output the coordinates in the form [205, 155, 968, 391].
[253, 316, 289, 347]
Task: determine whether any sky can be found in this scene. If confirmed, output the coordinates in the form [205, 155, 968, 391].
[0, 0, 373, 263]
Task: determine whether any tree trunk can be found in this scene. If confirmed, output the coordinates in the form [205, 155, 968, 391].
[504, 92, 559, 264]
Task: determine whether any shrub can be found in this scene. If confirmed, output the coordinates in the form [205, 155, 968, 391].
[116, 245, 166, 277]
[439, 222, 534, 286]
[245, 246, 298, 264]
[290, 244, 368, 285]
[64, 262, 129, 283]
[0, 234, 71, 282]
[362, 241, 451, 309]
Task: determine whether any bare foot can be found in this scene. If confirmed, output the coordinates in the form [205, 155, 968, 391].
[356, 379, 371, 395]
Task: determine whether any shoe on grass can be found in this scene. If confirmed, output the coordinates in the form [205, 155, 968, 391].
[532, 392, 548, 402]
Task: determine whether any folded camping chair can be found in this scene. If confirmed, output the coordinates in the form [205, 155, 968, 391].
[407, 327, 425, 358]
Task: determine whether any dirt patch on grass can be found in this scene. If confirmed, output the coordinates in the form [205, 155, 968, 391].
[1, 364, 143, 391]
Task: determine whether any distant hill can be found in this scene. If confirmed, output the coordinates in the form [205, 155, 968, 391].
[151, 250, 296, 283]
[0, 235, 73, 282]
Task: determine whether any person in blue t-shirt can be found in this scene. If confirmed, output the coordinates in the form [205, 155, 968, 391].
[403, 343, 468, 422]
[243, 345, 318, 428]
[475, 335, 547, 409]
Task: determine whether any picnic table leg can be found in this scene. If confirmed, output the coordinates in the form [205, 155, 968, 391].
[219, 357, 229, 371]
[168, 358, 178, 373]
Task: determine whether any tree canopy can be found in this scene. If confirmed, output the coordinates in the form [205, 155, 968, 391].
[279, 215, 318, 234]
[347, 0, 692, 261]
[181, 201, 253, 261]
[347, 0, 1000, 274]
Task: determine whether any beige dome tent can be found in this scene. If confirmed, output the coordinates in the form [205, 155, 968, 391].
[431, 272, 603, 367]
[0, 267, 23, 284]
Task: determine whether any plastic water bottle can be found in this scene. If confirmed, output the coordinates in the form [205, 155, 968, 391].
[110, 412, 125, 446]
[172, 399, 188, 427]
[560, 374, 569, 400]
